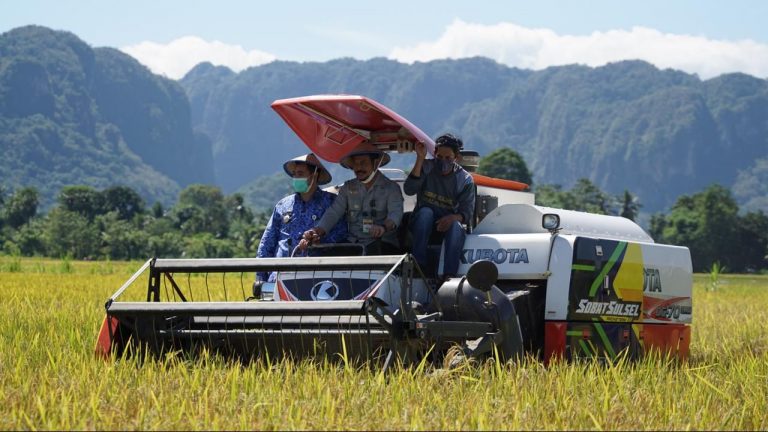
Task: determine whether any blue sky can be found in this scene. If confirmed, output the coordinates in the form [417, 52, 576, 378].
[3, 0, 767, 79]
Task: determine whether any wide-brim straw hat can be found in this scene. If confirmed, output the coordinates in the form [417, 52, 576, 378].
[283, 153, 332, 185]
[339, 143, 391, 170]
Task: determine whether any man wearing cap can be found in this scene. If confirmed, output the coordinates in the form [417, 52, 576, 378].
[256, 154, 347, 282]
[404, 133, 475, 279]
[300, 143, 404, 255]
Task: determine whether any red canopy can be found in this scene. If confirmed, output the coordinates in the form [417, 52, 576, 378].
[271, 95, 435, 163]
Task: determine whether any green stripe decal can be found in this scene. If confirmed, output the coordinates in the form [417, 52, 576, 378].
[588, 241, 627, 297]
[572, 264, 595, 272]
[578, 339, 593, 357]
[592, 322, 616, 359]
[566, 331, 582, 337]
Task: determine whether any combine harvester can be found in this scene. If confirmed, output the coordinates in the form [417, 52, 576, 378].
[96, 95, 692, 367]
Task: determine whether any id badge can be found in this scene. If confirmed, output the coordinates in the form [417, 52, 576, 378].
[362, 218, 373, 234]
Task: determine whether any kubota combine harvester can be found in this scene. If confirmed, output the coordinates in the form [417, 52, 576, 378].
[96, 95, 692, 367]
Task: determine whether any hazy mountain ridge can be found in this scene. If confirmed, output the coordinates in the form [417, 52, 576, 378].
[181, 58, 768, 213]
[1, 25, 766, 214]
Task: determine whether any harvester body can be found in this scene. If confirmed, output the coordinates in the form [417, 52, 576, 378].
[456, 202, 692, 361]
[97, 95, 692, 365]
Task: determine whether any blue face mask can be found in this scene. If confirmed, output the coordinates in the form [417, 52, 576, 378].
[437, 159, 454, 174]
[292, 178, 309, 193]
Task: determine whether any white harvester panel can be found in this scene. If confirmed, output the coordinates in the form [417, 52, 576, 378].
[473, 203, 653, 242]
[457, 233, 553, 280]
[544, 235, 692, 324]
[457, 203, 692, 325]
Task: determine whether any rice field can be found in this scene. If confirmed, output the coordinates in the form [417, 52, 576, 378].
[0, 256, 766, 430]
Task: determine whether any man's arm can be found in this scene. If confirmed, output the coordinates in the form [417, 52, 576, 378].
[403, 142, 428, 196]
[385, 181, 404, 230]
[314, 186, 348, 237]
[456, 174, 476, 226]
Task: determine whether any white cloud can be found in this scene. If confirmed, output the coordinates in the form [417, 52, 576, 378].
[120, 22, 768, 80]
[121, 36, 276, 79]
[388, 20, 768, 79]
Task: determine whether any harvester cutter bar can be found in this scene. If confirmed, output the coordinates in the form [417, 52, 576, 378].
[159, 328, 391, 337]
[107, 300, 369, 316]
[150, 255, 407, 273]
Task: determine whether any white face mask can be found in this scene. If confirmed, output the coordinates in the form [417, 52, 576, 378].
[360, 158, 382, 184]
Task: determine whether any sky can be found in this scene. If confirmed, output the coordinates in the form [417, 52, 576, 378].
[2, 0, 768, 80]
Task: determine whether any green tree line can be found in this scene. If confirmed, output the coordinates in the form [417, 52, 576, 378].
[531, 180, 768, 272]
[1, 148, 766, 272]
[0, 184, 268, 261]
[480, 147, 768, 273]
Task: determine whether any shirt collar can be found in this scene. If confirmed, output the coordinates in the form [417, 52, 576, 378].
[295, 189, 324, 203]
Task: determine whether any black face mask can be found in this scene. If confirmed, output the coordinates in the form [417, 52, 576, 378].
[437, 159, 454, 174]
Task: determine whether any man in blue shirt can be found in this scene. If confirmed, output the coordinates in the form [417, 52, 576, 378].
[404, 133, 475, 279]
[256, 153, 347, 282]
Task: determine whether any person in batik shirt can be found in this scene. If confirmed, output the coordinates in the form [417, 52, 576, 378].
[256, 153, 347, 282]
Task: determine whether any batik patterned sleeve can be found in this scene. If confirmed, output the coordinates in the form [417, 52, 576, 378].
[314, 192, 347, 244]
[255, 206, 281, 281]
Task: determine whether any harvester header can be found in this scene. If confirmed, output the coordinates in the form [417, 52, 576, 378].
[97, 94, 692, 366]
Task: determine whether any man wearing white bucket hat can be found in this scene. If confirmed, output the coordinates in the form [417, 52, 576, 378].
[256, 153, 347, 282]
[300, 143, 403, 255]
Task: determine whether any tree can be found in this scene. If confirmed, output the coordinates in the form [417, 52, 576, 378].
[4, 187, 39, 228]
[172, 184, 229, 236]
[0, 185, 6, 222]
[11, 219, 48, 256]
[225, 193, 259, 255]
[101, 186, 145, 220]
[147, 231, 184, 258]
[97, 212, 149, 260]
[536, 179, 615, 214]
[648, 213, 667, 241]
[736, 211, 768, 272]
[58, 185, 103, 221]
[151, 201, 164, 218]
[534, 184, 574, 209]
[182, 233, 235, 258]
[619, 190, 642, 221]
[661, 184, 740, 272]
[226, 193, 254, 224]
[570, 179, 614, 215]
[477, 147, 533, 185]
[45, 208, 99, 259]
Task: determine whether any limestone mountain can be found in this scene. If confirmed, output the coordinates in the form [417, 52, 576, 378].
[181, 58, 768, 213]
[2, 25, 766, 215]
[0, 25, 214, 208]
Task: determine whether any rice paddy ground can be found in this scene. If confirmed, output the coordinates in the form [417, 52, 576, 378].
[0, 256, 766, 430]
